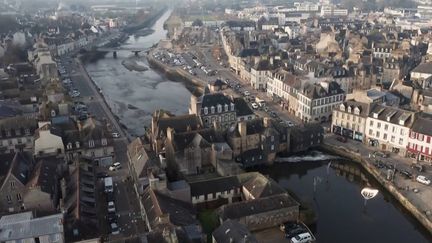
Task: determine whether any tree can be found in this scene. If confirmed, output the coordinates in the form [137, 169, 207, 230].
[192, 19, 203, 27]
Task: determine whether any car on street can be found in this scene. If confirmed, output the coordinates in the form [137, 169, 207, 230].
[109, 162, 121, 171]
[251, 102, 259, 109]
[112, 132, 120, 138]
[416, 175, 431, 185]
[291, 232, 313, 243]
[243, 91, 250, 96]
[107, 201, 116, 213]
[372, 151, 389, 158]
[287, 121, 295, 127]
[400, 170, 413, 179]
[110, 222, 120, 235]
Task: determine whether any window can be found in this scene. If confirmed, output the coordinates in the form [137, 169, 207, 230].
[391, 136, 395, 142]
[101, 138, 107, 146]
[369, 129, 372, 135]
[16, 193, 22, 202]
[75, 142, 80, 149]
[271, 136, 274, 142]
[399, 138, 403, 145]
[384, 124, 388, 131]
[400, 129, 405, 136]
[67, 143, 72, 150]
[10, 181, 15, 190]
[211, 106, 215, 114]
[224, 104, 229, 112]
[231, 103, 235, 111]
[217, 104, 222, 113]
[204, 107, 208, 115]
[370, 120, 373, 126]
[271, 145, 274, 151]
[383, 133, 387, 140]
[377, 122, 381, 129]
[89, 140, 95, 148]
[376, 131, 380, 138]
[6, 195, 12, 204]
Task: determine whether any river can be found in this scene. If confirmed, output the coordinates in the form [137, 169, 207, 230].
[84, 9, 191, 136]
[258, 157, 432, 243]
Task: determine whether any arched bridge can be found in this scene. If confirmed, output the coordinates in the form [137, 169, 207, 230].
[96, 47, 150, 57]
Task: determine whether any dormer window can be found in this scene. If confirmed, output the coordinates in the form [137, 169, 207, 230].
[211, 106, 215, 114]
[347, 107, 352, 113]
[354, 107, 360, 115]
[230, 103, 235, 111]
[75, 141, 80, 149]
[224, 104, 229, 112]
[89, 140, 95, 148]
[204, 107, 208, 115]
[339, 104, 345, 111]
[217, 104, 222, 113]
[67, 142, 72, 150]
[101, 138, 107, 146]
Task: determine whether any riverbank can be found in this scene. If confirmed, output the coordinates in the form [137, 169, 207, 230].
[146, 50, 206, 94]
[319, 141, 432, 235]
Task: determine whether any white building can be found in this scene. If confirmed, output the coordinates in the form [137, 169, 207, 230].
[320, 5, 348, 17]
[0, 211, 64, 243]
[34, 122, 64, 157]
[365, 105, 415, 155]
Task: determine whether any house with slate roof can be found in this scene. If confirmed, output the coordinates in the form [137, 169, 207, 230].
[407, 113, 432, 162]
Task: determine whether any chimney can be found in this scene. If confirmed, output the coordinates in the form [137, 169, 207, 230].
[166, 127, 174, 142]
[238, 122, 247, 137]
[263, 117, 271, 128]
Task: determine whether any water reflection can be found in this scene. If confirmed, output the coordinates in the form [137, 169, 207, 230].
[258, 160, 432, 243]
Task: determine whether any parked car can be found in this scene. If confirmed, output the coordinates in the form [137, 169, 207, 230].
[400, 170, 413, 179]
[372, 151, 389, 158]
[416, 175, 431, 185]
[251, 102, 259, 109]
[291, 232, 312, 243]
[109, 162, 121, 171]
[243, 91, 250, 96]
[110, 222, 120, 235]
[336, 136, 347, 143]
[107, 201, 116, 213]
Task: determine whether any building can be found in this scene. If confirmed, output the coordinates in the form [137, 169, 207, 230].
[365, 105, 415, 155]
[250, 59, 273, 90]
[212, 219, 258, 243]
[332, 100, 374, 142]
[289, 124, 324, 153]
[320, 5, 348, 17]
[127, 137, 150, 193]
[0, 211, 64, 243]
[189, 91, 237, 129]
[411, 62, 432, 89]
[190, 176, 242, 206]
[407, 114, 432, 162]
[0, 116, 38, 154]
[34, 122, 64, 157]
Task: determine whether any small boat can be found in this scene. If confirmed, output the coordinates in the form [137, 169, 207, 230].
[127, 104, 138, 110]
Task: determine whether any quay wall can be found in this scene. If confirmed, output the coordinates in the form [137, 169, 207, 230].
[147, 53, 206, 93]
[320, 142, 432, 235]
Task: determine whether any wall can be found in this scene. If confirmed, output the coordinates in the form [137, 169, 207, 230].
[320, 142, 432, 235]
[238, 206, 299, 231]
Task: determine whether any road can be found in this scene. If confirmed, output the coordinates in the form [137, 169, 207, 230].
[62, 55, 146, 240]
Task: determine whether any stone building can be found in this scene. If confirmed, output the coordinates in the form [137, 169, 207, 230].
[0, 116, 38, 154]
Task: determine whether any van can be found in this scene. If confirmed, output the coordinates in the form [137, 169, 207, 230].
[291, 232, 312, 243]
[104, 177, 113, 193]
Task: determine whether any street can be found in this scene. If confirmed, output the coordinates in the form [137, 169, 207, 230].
[61, 55, 146, 240]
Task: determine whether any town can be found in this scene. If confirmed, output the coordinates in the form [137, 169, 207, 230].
[0, 0, 432, 243]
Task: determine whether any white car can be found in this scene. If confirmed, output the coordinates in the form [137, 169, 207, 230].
[112, 132, 120, 138]
[243, 91, 250, 96]
[251, 102, 259, 109]
[416, 175, 431, 185]
[108, 201, 116, 213]
[110, 223, 120, 235]
[109, 162, 121, 171]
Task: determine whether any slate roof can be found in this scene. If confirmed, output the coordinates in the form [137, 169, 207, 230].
[239, 49, 260, 58]
[212, 219, 258, 243]
[156, 113, 202, 136]
[201, 93, 232, 110]
[26, 156, 60, 194]
[233, 98, 254, 117]
[411, 114, 432, 136]
[341, 100, 373, 118]
[228, 118, 266, 138]
[368, 105, 415, 127]
[411, 62, 432, 74]
[142, 187, 198, 228]
[0, 153, 18, 190]
[127, 137, 149, 178]
[242, 174, 285, 199]
[302, 81, 344, 99]
[253, 59, 272, 71]
[0, 116, 38, 138]
[10, 152, 35, 185]
[189, 176, 241, 197]
[217, 193, 299, 221]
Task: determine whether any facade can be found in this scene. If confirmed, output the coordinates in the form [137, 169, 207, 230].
[411, 62, 432, 89]
[250, 59, 272, 90]
[0, 212, 64, 243]
[189, 91, 237, 129]
[0, 116, 38, 154]
[407, 115, 432, 162]
[34, 122, 64, 157]
[365, 105, 415, 155]
[332, 101, 373, 142]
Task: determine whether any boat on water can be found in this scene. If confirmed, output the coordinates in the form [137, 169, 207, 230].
[127, 104, 139, 110]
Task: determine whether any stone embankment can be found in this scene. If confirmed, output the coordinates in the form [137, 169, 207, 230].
[320, 142, 432, 235]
